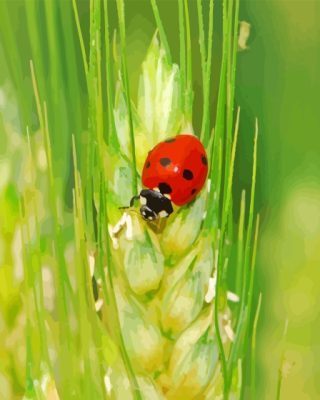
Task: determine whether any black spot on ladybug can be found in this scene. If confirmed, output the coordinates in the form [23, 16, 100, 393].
[164, 137, 176, 143]
[160, 157, 171, 167]
[158, 182, 172, 194]
[202, 155, 208, 165]
[183, 169, 193, 180]
[191, 188, 197, 195]
[145, 160, 151, 168]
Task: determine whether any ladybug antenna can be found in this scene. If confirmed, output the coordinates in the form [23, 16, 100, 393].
[130, 195, 140, 207]
[118, 194, 140, 210]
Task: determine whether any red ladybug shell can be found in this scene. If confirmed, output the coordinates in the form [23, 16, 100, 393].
[142, 134, 208, 206]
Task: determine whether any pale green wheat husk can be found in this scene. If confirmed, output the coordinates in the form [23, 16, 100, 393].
[99, 34, 245, 398]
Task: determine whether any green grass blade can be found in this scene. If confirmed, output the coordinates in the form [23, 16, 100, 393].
[227, 0, 240, 136]
[183, 0, 193, 121]
[104, 0, 118, 148]
[116, 0, 138, 195]
[204, 134, 223, 232]
[247, 215, 260, 326]
[44, 0, 71, 180]
[213, 248, 228, 398]
[178, 0, 186, 115]
[227, 122, 258, 392]
[235, 190, 246, 296]
[224, 0, 239, 226]
[197, 0, 207, 95]
[239, 214, 260, 399]
[208, 0, 228, 155]
[220, 107, 240, 238]
[201, 0, 214, 145]
[58, 2, 86, 177]
[72, 0, 89, 77]
[241, 121, 258, 307]
[150, 0, 172, 64]
[251, 292, 262, 400]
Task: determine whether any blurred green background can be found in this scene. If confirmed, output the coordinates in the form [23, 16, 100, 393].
[0, 0, 319, 398]
[239, 1, 320, 398]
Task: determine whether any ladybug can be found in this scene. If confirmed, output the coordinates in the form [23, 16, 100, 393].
[130, 134, 208, 221]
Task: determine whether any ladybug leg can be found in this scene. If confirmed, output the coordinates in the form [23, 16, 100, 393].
[156, 218, 162, 230]
[148, 214, 166, 234]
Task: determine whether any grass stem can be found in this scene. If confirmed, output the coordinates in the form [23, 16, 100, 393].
[150, 0, 172, 64]
[116, 0, 138, 195]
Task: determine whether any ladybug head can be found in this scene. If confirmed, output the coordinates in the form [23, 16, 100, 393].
[138, 189, 174, 221]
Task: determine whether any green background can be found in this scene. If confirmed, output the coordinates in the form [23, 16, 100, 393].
[240, 1, 320, 398]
